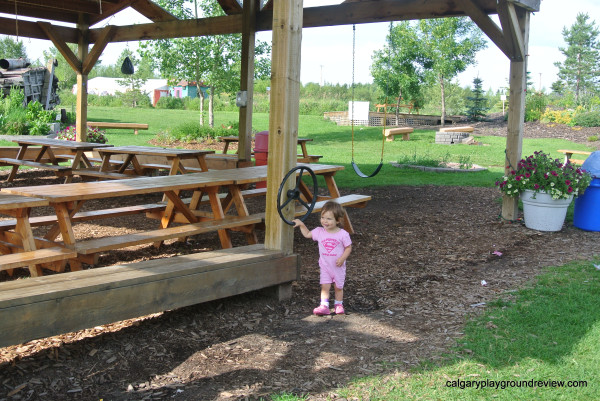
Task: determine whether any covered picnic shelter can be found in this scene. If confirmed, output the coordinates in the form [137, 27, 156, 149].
[0, 0, 538, 346]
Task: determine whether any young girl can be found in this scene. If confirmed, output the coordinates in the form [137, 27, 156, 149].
[293, 201, 352, 315]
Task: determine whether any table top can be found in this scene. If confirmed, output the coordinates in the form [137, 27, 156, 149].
[1, 173, 235, 202]
[1, 164, 342, 202]
[94, 145, 215, 157]
[13, 137, 113, 150]
[0, 193, 49, 210]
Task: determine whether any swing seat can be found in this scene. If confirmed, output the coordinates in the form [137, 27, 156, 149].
[383, 127, 414, 141]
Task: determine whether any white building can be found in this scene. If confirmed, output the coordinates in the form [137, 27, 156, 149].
[72, 77, 168, 105]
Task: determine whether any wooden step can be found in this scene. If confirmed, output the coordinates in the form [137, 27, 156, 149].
[0, 247, 76, 270]
[75, 214, 264, 255]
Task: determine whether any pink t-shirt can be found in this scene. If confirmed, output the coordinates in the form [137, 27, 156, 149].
[311, 227, 352, 270]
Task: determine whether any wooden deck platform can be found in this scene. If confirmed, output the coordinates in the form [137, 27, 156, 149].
[0, 245, 299, 348]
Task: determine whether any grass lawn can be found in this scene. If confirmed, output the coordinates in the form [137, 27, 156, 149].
[3, 106, 593, 190]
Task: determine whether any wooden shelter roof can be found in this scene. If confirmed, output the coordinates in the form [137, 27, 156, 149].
[0, 0, 539, 62]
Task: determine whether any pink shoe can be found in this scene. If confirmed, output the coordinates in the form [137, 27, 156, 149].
[334, 304, 345, 315]
[313, 304, 330, 315]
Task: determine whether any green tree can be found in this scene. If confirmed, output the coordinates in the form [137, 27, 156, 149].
[466, 77, 488, 121]
[417, 18, 487, 126]
[555, 13, 600, 103]
[371, 19, 486, 125]
[371, 22, 426, 120]
[0, 36, 27, 59]
[140, 0, 270, 127]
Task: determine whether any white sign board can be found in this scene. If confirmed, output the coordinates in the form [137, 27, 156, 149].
[348, 101, 369, 122]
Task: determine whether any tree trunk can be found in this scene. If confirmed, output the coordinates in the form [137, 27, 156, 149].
[395, 92, 401, 126]
[199, 92, 204, 126]
[439, 74, 446, 127]
[209, 86, 214, 128]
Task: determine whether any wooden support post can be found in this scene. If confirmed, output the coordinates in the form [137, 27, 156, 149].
[264, 0, 303, 253]
[238, 0, 257, 164]
[75, 16, 89, 143]
[502, 7, 529, 221]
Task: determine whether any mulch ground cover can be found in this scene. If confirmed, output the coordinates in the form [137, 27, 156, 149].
[0, 118, 598, 400]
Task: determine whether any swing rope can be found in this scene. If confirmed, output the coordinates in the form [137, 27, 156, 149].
[350, 24, 384, 179]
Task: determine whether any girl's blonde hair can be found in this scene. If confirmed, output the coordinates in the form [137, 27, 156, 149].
[321, 201, 345, 227]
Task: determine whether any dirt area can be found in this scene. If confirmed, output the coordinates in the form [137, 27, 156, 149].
[0, 118, 599, 401]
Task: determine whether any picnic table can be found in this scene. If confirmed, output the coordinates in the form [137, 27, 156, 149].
[0, 163, 370, 271]
[0, 137, 113, 183]
[219, 136, 322, 163]
[557, 149, 592, 165]
[0, 193, 75, 276]
[75, 145, 215, 180]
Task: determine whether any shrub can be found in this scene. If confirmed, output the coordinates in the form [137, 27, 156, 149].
[164, 122, 234, 142]
[156, 96, 185, 109]
[588, 135, 598, 142]
[573, 111, 600, 127]
[540, 107, 575, 125]
[57, 125, 108, 143]
[525, 92, 548, 122]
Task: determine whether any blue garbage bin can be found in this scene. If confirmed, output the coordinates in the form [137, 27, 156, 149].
[573, 151, 600, 231]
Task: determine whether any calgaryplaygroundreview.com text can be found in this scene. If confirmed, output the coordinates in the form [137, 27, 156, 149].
[445, 379, 588, 390]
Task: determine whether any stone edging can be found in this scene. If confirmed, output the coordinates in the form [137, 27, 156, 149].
[390, 161, 487, 172]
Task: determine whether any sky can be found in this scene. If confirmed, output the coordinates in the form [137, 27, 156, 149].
[8, 0, 600, 93]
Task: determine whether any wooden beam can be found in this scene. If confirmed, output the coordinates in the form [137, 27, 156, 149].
[37, 22, 81, 72]
[90, 14, 244, 43]
[458, 0, 511, 59]
[217, 0, 243, 15]
[237, 0, 258, 163]
[258, 0, 499, 30]
[82, 26, 115, 75]
[507, 0, 540, 12]
[505, 1, 525, 61]
[130, 0, 178, 22]
[0, 17, 78, 42]
[264, 0, 303, 253]
[502, 9, 530, 220]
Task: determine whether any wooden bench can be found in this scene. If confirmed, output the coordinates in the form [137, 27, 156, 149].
[557, 149, 592, 165]
[438, 125, 474, 133]
[0, 203, 168, 230]
[383, 127, 414, 141]
[297, 154, 323, 163]
[297, 194, 372, 215]
[87, 122, 149, 135]
[0, 247, 76, 271]
[0, 157, 72, 177]
[74, 214, 264, 257]
[0, 244, 299, 348]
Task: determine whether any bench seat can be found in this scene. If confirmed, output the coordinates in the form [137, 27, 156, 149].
[87, 122, 149, 135]
[74, 214, 264, 255]
[0, 158, 72, 176]
[557, 149, 592, 165]
[295, 194, 372, 216]
[438, 125, 474, 133]
[0, 203, 168, 231]
[0, 247, 76, 271]
[383, 127, 414, 141]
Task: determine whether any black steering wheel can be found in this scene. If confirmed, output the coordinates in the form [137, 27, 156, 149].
[277, 166, 318, 226]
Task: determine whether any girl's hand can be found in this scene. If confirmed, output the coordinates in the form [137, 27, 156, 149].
[292, 219, 302, 228]
[336, 258, 345, 267]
